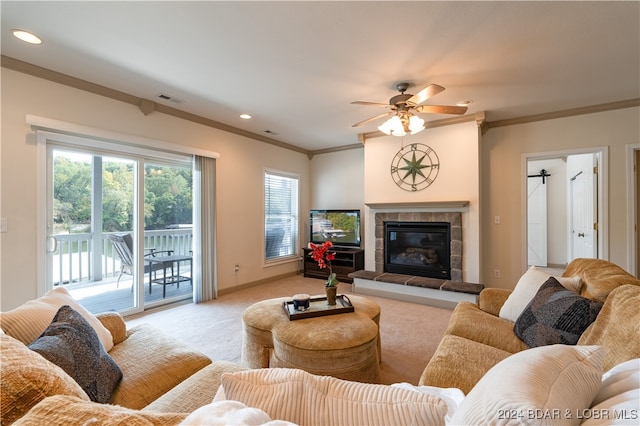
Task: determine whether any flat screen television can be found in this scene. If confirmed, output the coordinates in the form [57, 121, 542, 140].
[309, 209, 361, 248]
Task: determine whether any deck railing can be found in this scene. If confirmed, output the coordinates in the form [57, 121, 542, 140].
[52, 229, 193, 286]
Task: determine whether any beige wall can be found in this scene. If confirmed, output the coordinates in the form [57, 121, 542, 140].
[310, 148, 364, 210]
[482, 107, 640, 289]
[0, 69, 310, 310]
[308, 147, 365, 243]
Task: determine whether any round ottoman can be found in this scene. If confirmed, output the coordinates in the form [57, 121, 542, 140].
[241, 294, 381, 383]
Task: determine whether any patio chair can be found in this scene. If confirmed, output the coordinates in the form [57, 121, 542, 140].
[108, 233, 173, 292]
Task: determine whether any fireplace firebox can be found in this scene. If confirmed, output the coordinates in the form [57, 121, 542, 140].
[384, 221, 451, 280]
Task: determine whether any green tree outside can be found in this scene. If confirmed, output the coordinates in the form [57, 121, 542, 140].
[53, 155, 192, 234]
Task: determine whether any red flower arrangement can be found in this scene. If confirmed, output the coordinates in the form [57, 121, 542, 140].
[309, 241, 339, 287]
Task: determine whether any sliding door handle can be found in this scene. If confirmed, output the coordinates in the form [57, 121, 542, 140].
[47, 236, 58, 253]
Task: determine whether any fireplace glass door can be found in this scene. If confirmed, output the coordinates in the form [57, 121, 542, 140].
[384, 222, 451, 279]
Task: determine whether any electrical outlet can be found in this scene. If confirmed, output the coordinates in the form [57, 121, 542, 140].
[233, 264, 240, 274]
[494, 215, 501, 225]
[0, 218, 7, 233]
[494, 269, 501, 278]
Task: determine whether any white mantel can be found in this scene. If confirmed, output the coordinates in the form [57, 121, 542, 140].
[365, 201, 470, 209]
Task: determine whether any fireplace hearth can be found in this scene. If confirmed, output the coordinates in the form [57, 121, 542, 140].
[375, 211, 462, 281]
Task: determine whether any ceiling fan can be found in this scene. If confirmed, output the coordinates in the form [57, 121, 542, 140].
[351, 82, 468, 135]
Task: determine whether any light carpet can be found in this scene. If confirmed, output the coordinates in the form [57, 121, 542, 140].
[125, 274, 453, 385]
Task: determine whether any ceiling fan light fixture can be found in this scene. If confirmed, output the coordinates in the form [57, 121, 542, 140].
[408, 115, 425, 134]
[378, 113, 425, 137]
[378, 115, 405, 136]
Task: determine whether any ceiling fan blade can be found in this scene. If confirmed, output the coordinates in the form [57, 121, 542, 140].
[352, 111, 394, 127]
[351, 101, 391, 108]
[406, 84, 445, 106]
[414, 104, 468, 115]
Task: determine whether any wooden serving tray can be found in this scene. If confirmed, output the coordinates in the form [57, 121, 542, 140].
[282, 295, 354, 320]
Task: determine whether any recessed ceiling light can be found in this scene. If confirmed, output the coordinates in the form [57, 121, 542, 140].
[240, 114, 252, 120]
[12, 29, 42, 45]
[456, 100, 473, 107]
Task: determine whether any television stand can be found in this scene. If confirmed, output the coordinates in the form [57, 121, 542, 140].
[303, 247, 364, 284]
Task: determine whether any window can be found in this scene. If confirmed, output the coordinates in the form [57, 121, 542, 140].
[264, 170, 299, 261]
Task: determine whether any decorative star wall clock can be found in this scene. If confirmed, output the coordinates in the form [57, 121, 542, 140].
[390, 143, 440, 191]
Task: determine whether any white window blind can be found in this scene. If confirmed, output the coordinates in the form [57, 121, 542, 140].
[264, 170, 299, 261]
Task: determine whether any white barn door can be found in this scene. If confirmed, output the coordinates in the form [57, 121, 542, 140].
[528, 176, 548, 266]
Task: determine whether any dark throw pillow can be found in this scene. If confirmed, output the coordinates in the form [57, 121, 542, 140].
[28, 305, 123, 403]
[514, 277, 603, 347]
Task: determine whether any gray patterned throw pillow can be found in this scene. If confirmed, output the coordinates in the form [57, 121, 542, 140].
[28, 305, 122, 403]
[514, 277, 603, 347]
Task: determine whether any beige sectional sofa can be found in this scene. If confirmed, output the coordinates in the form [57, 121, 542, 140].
[0, 287, 246, 424]
[419, 258, 640, 394]
[2, 258, 639, 425]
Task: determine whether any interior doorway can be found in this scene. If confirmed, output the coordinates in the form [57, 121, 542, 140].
[636, 149, 640, 276]
[524, 148, 608, 269]
[567, 153, 598, 260]
[637, 149, 640, 276]
[627, 144, 640, 277]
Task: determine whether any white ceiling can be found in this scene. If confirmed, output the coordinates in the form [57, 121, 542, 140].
[2, 1, 639, 152]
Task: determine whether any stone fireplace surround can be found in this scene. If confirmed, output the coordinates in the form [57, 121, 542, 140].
[375, 211, 463, 281]
[355, 201, 481, 308]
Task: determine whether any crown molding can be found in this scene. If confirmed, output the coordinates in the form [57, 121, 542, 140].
[485, 99, 640, 130]
[307, 143, 363, 159]
[1, 55, 310, 156]
[358, 99, 640, 142]
[4, 55, 638, 156]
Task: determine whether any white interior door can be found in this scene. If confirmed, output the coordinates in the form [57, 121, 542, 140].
[528, 176, 548, 266]
[568, 154, 597, 259]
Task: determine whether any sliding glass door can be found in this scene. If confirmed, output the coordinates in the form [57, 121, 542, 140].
[142, 162, 193, 302]
[46, 144, 193, 314]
